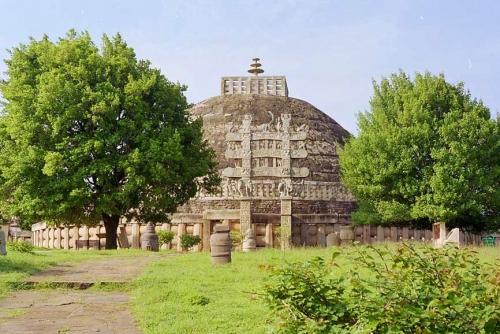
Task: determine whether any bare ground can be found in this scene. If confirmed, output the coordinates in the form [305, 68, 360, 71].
[0, 253, 166, 334]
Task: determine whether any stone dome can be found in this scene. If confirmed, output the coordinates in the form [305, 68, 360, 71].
[190, 94, 350, 183]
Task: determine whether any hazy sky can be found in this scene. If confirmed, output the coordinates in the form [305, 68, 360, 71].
[1, 0, 499, 134]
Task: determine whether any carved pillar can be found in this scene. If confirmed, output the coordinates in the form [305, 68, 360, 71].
[177, 223, 186, 252]
[193, 223, 202, 252]
[265, 223, 273, 247]
[317, 224, 326, 247]
[72, 226, 79, 249]
[202, 219, 211, 252]
[63, 227, 69, 250]
[240, 200, 252, 232]
[280, 196, 292, 250]
[131, 222, 140, 249]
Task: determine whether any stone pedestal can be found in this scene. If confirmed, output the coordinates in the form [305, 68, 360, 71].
[280, 196, 292, 250]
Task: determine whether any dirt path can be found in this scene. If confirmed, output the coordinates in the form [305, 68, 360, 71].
[0, 254, 164, 333]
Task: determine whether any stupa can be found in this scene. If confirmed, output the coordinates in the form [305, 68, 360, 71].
[173, 58, 357, 249]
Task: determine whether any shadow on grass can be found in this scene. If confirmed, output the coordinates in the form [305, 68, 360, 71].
[0, 251, 65, 285]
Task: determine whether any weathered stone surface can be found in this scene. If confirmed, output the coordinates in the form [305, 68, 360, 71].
[0, 230, 6, 256]
[0, 254, 165, 333]
[326, 232, 341, 247]
[242, 229, 256, 252]
[189, 94, 350, 183]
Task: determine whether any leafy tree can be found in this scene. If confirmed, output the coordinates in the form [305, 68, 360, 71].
[0, 30, 219, 249]
[339, 70, 500, 232]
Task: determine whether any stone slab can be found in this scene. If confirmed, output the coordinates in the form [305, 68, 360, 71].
[0, 253, 168, 333]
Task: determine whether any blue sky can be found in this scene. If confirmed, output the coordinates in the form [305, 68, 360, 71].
[1, 0, 499, 134]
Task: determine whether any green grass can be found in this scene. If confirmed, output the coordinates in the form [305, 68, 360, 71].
[1, 244, 499, 333]
[130, 247, 355, 334]
[130, 245, 500, 334]
[0, 248, 148, 298]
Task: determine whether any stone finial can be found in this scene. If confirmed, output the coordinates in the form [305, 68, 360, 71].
[248, 58, 264, 76]
[242, 228, 256, 252]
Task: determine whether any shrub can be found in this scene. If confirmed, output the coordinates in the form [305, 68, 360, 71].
[157, 230, 174, 245]
[7, 240, 36, 254]
[179, 234, 201, 249]
[229, 231, 246, 247]
[263, 243, 500, 333]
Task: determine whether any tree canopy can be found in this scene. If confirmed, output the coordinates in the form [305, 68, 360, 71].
[0, 30, 219, 248]
[339, 70, 500, 233]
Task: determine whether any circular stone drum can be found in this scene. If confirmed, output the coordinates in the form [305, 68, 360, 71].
[210, 226, 231, 264]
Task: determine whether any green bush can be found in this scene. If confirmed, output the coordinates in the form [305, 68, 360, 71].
[264, 243, 500, 333]
[179, 234, 201, 249]
[157, 230, 174, 245]
[7, 240, 36, 254]
[229, 231, 246, 247]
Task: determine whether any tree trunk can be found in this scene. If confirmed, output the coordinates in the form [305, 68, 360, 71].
[102, 213, 120, 250]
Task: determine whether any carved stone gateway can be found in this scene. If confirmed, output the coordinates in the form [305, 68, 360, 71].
[165, 62, 358, 250]
[222, 112, 309, 195]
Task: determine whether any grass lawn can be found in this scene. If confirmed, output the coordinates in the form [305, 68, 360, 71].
[1, 244, 499, 333]
[131, 248, 342, 334]
[0, 247, 147, 298]
[130, 245, 500, 334]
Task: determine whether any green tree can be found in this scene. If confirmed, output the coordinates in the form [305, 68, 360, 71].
[339, 70, 500, 232]
[0, 30, 219, 249]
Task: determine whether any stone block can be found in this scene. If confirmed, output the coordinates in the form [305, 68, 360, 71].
[326, 232, 340, 247]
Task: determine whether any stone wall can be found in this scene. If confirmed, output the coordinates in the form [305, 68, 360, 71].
[31, 220, 206, 252]
[177, 199, 240, 214]
[292, 200, 357, 215]
[31, 218, 483, 251]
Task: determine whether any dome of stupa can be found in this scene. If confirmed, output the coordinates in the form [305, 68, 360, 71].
[189, 93, 350, 183]
[176, 59, 357, 231]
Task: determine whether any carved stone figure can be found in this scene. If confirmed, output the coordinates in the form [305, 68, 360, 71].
[292, 179, 305, 197]
[231, 180, 237, 196]
[286, 179, 293, 196]
[242, 114, 252, 132]
[278, 179, 293, 197]
[296, 124, 309, 132]
[224, 178, 231, 196]
[276, 118, 282, 133]
[281, 114, 291, 132]
[278, 180, 286, 197]
[246, 180, 253, 196]
[237, 179, 245, 196]
[256, 111, 274, 132]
